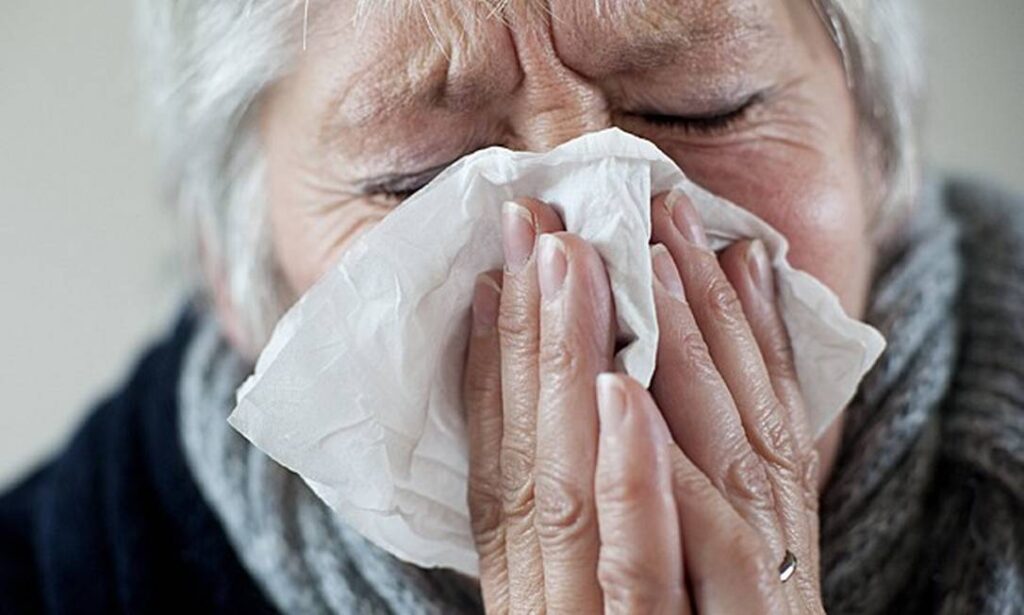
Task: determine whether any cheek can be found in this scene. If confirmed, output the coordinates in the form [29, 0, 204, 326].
[677, 145, 873, 318]
[269, 196, 388, 298]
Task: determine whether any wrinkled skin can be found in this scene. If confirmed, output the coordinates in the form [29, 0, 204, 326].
[216, 0, 877, 611]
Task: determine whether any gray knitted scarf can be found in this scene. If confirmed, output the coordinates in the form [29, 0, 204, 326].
[179, 177, 1023, 614]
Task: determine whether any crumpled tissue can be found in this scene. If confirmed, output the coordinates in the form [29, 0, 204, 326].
[228, 128, 885, 577]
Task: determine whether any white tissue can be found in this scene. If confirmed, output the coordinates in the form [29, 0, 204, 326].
[228, 128, 885, 577]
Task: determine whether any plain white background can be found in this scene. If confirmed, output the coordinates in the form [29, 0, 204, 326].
[1, 2, 1022, 488]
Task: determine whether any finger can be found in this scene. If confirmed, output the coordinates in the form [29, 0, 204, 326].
[720, 241, 823, 604]
[534, 233, 614, 613]
[648, 241, 783, 555]
[719, 240, 814, 463]
[594, 374, 688, 615]
[497, 198, 565, 611]
[464, 271, 509, 611]
[669, 444, 791, 614]
[652, 191, 801, 485]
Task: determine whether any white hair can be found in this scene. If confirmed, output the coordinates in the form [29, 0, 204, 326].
[136, 0, 923, 350]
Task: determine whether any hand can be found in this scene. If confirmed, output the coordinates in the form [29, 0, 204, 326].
[462, 191, 824, 613]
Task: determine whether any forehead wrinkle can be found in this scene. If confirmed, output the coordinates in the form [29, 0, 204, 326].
[321, 1, 519, 142]
[352, 0, 550, 26]
[323, 43, 447, 134]
[554, 0, 777, 76]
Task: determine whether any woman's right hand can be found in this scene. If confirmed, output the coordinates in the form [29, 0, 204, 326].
[462, 197, 621, 613]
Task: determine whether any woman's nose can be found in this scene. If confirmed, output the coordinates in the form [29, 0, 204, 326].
[506, 24, 611, 151]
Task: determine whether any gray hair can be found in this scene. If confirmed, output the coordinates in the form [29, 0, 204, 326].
[137, 0, 923, 350]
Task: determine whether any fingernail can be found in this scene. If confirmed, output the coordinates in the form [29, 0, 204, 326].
[472, 274, 501, 329]
[537, 234, 567, 302]
[667, 190, 709, 249]
[502, 201, 535, 274]
[747, 240, 774, 301]
[596, 373, 626, 430]
[650, 244, 685, 302]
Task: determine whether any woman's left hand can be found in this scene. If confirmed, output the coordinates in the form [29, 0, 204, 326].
[594, 189, 825, 613]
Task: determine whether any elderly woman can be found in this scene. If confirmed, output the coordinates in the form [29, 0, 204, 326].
[2, 0, 1022, 613]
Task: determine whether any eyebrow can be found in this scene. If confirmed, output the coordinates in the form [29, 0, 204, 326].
[325, 61, 445, 131]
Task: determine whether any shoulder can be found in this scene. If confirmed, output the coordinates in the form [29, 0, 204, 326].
[937, 174, 1024, 467]
[941, 174, 1024, 246]
[0, 308, 276, 614]
[938, 175, 1024, 358]
[931, 175, 1024, 611]
[938, 175, 1024, 371]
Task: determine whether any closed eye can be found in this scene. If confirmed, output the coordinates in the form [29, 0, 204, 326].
[358, 162, 450, 201]
[632, 92, 763, 136]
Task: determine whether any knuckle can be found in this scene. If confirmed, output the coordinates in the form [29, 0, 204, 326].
[675, 330, 718, 377]
[502, 480, 535, 520]
[703, 275, 744, 330]
[500, 447, 536, 518]
[721, 445, 774, 510]
[468, 482, 504, 550]
[746, 407, 810, 496]
[773, 359, 799, 390]
[750, 400, 800, 473]
[533, 471, 595, 545]
[776, 358, 799, 387]
[497, 301, 534, 346]
[463, 371, 499, 408]
[538, 335, 583, 378]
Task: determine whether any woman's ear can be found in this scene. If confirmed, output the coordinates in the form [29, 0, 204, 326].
[197, 235, 260, 361]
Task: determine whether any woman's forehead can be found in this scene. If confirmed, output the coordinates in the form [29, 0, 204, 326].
[317, 0, 784, 131]
[348, 0, 771, 22]
[342, 0, 778, 49]
[322, 0, 781, 80]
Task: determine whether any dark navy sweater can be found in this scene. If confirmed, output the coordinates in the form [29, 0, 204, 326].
[0, 312, 278, 614]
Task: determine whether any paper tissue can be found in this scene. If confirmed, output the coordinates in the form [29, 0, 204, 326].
[228, 128, 885, 577]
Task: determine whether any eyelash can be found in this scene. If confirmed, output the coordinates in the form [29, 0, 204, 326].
[634, 94, 762, 136]
[376, 187, 422, 201]
[366, 168, 446, 201]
